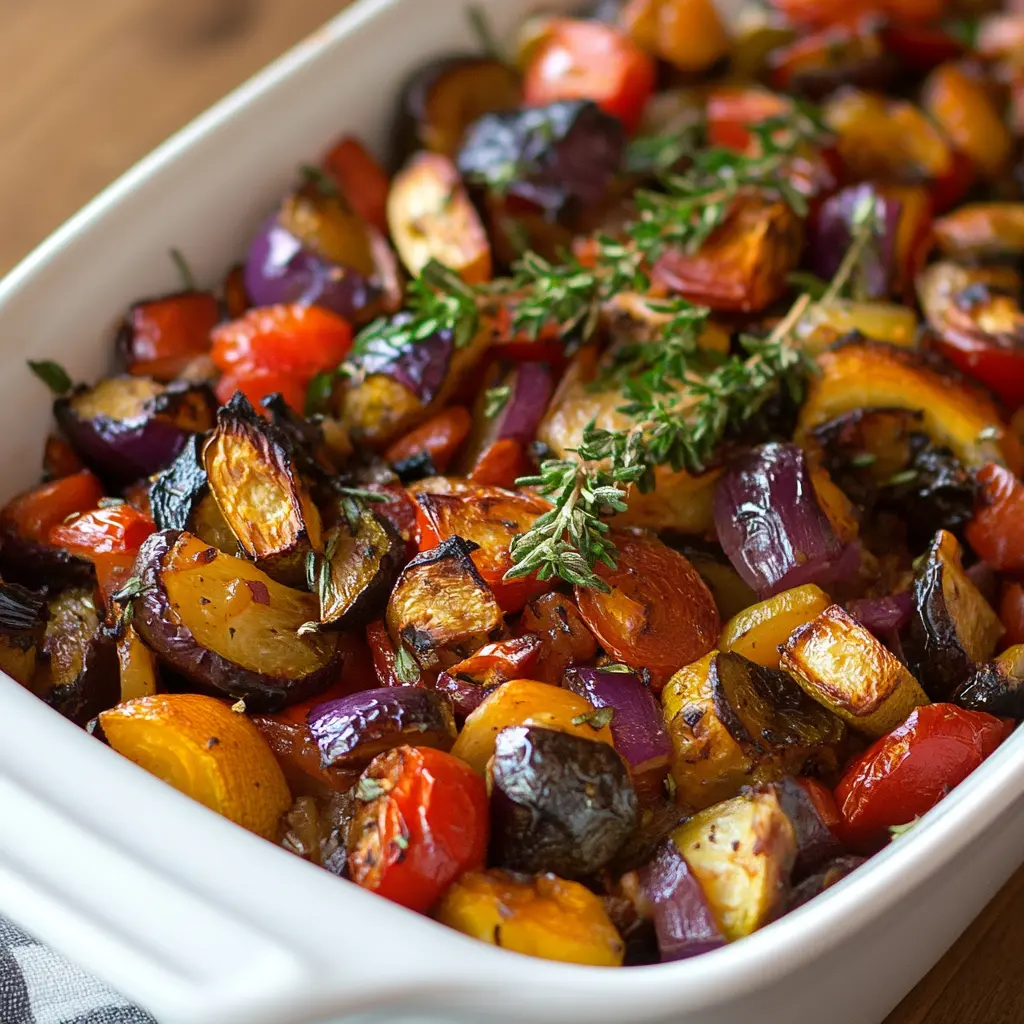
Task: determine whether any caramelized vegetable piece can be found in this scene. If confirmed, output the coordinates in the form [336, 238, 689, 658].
[131, 531, 340, 711]
[519, 592, 599, 685]
[489, 725, 639, 879]
[674, 787, 797, 942]
[100, 693, 291, 841]
[451, 678, 614, 775]
[835, 703, 1011, 849]
[795, 341, 1021, 474]
[653, 195, 803, 313]
[347, 746, 489, 914]
[395, 57, 522, 160]
[116, 625, 158, 702]
[768, 22, 892, 99]
[385, 536, 503, 671]
[384, 406, 471, 476]
[387, 153, 491, 284]
[933, 204, 1024, 260]
[522, 18, 656, 133]
[619, 0, 728, 72]
[56, 377, 216, 487]
[955, 644, 1024, 720]
[923, 63, 1011, 180]
[317, 513, 403, 630]
[437, 869, 624, 966]
[435, 636, 542, 716]
[117, 291, 219, 381]
[575, 534, 720, 692]
[203, 393, 322, 585]
[32, 586, 118, 725]
[322, 135, 390, 234]
[415, 484, 552, 613]
[42, 435, 85, 481]
[966, 463, 1024, 574]
[796, 300, 918, 352]
[780, 604, 929, 737]
[0, 581, 46, 686]
[719, 585, 832, 670]
[662, 650, 845, 810]
[903, 530, 1004, 701]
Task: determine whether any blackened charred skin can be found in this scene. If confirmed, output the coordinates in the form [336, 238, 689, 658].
[488, 725, 639, 880]
[0, 581, 47, 631]
[458, 100, 625, 216]
[786, 854, 865, 911]
[955, 655, 1024, 719]
[608, 798, 688, 875]
[390, 450, 438, 484]
[773, 777, 843, 880]
[150, 434, 209, 531]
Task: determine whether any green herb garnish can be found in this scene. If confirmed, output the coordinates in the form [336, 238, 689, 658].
[169, 248, 197, 291]
[394, 645, 421, 685]
[484, 385, 512, 420]
[572, 706, 616, 730]
[28, 359, 73, 396]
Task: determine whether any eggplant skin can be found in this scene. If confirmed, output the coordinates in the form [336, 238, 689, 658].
[386, 536, 504, 670]
[955, 648, 1024, 719]
[34, 587, 119, 726]
[489, 725, 639, 880]
[131, 530, 340, 712]
[150, 434, 208, 532]
[55, 377, 216, 486]
[203, 392, 323, 585]
[902, 530, 1004, 701]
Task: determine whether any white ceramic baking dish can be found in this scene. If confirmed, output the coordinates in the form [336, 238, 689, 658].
[0, 1, 1022, 1021]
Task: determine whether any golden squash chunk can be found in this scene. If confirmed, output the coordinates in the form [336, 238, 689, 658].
[204, 393, 322, 586]
[385, 536, 503, 672]
[779, 604, 929, 737]
[795, 299, 918, 353]
[795, 340, 1022, 474]
[903, 530, 1005, 701]
[450, 678, 614, 775]
[436, 869, 624, 966]
[719, 584, 832, 669]
[674, 787, 797, 942]
[662, 649, 845, 810]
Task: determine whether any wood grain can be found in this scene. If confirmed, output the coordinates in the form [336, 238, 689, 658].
[1, 2, 1023, 1022]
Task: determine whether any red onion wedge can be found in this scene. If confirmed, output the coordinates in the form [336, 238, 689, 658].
[638, 840, 726, 962]
[564, 665, 672, 781]
[307, 687, 456, 768]
[774, 777, 844, 879]
[847, 592, 913, 636]
[714, 443, 859, 599]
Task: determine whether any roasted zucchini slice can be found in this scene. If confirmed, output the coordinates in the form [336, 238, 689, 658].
[131, 530, 340, 712]
[385, 536, 503, 671]
[32, 586, 119, 725]
[316, 512, 404, 629]
[203, 393, 323, 585]
[673, 787, 797, 942]
[795, 340, 1022, 473]
[903, 530, 1004, 701]
[436, 869, 625, 967]
[662, 650, 846, 810]
[719, 585, 832, 670]
[780, 604, 929, 737]
[489, 725, 639, 879]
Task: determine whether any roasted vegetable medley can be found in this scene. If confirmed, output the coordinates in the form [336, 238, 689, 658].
[14, 0, 1024, 968]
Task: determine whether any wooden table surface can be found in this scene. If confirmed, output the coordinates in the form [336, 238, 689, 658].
[1, 1, 1023, 1021]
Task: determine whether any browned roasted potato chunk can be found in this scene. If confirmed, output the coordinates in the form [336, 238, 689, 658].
[674, 787, 797, 942]
[780, 604, 929, 737]
[203, 393, 322, 585]
[662, 650, 845, 810]
[385, 536, 504, 671]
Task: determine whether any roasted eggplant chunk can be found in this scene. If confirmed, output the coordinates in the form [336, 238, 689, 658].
[458, 100, 624, 215]
[316, 512, 404, 629]
[774, 776, 843, 880]
[787, 855, 865, 911]
[903, 530, 1004, 701]
[0, 580, 47, 686]
[339, 317, 490, 448]
[149, 434, 236, 553]
[662, 651, 845, 811]
[33, 587, 119, 725]
[795, 341, 1021, 474]
[394, 56, 522, 162]
[307, 687, 456, 767]
[673, 786, 797, 943]
[55, 376, 216, 486]
[437, 869, 625, 967]
[955, 644, 1024, 720]
[203, 393, 323, 585]
[488, 725, 639, 880]
[385, 536, 503, 671]
[131, 530, 340, 711]
[780, 604, 929, 737]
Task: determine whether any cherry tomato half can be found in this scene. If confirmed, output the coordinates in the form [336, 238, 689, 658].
[965, 463, 1024, 574]
[835, 703, 1012, 849]
[348, 746, 489, 913]
[1, 470, 104, 545]
[49, 504, 156, 558]
[523, 19, 656, 134]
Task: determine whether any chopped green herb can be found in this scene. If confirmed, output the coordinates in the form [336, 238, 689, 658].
[849, 452, 878, 468]
[169, 248, 197, 291]
[889, 817, 921, 840]
[28, 359, 73, 396]
[886, 469, 919, 488]
[299, 163, 340, 198]
[572, 706, 615, 730]
[356, 777, 388, 802]
[484, 384, 512, 420]
[978, 425, 1000, 442]
[394, 645, 421, 684]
